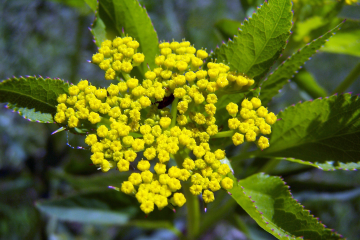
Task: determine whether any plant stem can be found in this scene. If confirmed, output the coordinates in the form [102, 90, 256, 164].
[332, 62, 360, 94]
[121, 73, 131, 81]
[170, 97, 179, 128]
[211, 130, 235, 139]
[173, 151, 200, 240]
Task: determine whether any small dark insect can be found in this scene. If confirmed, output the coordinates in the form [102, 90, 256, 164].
[156, 93, 175, 109]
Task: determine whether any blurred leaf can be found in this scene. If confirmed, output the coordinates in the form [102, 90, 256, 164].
[91, 0, 159, 76]
[214, 19, 241, 39]
[53, 169, 130, 190]
[229, 173, 343, 239]
[321, 29, 360, 57]
[214, 0, 292, 82]
[293, 16, 327, 42]
[49, 0, 94, 15]
[0, 76, 69, 123]
[126, 220, 181, 237]
[293, 69, 327, 99]
[259, 94, 360, 165]
[36, 189, 179, 234]
[36, 189, 138, 225]
[260, 23, 342, 105]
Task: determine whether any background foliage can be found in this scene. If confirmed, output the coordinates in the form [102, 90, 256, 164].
[0, 0, 359, 239]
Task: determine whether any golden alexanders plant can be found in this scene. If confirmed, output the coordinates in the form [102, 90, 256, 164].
[53, 36, 276, 214]
[1, 0, 359, 239]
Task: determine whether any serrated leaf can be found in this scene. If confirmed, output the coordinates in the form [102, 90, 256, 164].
[274, 157, 360, 171]
[259, 93, 360, 166]
[6, 103, 54, 123]
[36, 189, 137, 225]
[0, 76, 69, 123]
[214, 0, 292, 82]
[260, 23, 342, 105]
[321, 29, 360, 57]
[91, 0, 159, 76]
[230, 173, 343, 239]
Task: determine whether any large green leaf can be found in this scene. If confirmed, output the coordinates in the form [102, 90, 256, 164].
[230, 173, 343, 239]
[214, 0, 292, 82]
[260, 23, 342, 105]
[259, 93, 360, 165]
[91, 0, 159, 76]
[0, 76, 69, 123]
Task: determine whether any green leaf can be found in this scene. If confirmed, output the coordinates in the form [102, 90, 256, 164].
[274, 157, 360, 171]
[214, 0, 292, 82]
[214, 19, 241, 39]
[230, 173, 343, 239]
[0, 76, 69, 123]
[36, 189, 137, 225]
[91, 0, 159, 76]
[321, 29, 360, 57]
[293, 16, 327, 42]
[260, 23, 342, 105]
[259, 93, 360, 165]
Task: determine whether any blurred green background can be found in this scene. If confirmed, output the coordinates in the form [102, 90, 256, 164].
[0, 0, 359, 239]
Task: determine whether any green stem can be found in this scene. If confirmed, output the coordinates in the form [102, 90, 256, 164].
[332, 62, 360, 94]
[173, 151, 200, 240]
[211, 130, 235, 139]
[121, 73, 131, 81]
[170, 97, 179, 128]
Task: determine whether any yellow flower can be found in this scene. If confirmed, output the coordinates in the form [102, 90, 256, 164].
[173, 193, 186, 207]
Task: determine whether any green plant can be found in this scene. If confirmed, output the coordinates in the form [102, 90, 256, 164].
[1, 0, 359, 239]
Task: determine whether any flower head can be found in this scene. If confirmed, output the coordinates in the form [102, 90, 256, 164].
[53, 37, 275, 215]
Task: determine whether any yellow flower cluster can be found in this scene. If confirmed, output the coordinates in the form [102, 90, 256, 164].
[226, 98, 276, 150]
[91, 37, 145, 80]
[54, 37, 269, 215]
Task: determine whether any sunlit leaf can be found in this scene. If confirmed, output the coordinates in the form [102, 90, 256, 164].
[214, 0, 292, 82]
